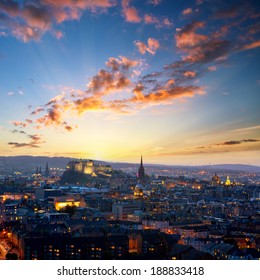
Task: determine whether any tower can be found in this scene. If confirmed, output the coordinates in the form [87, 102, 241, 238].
[211, 173, 220, 186]
[138, 155, 145, 182]
[225, 176, 231, 186]
[45, 162, 50, 177]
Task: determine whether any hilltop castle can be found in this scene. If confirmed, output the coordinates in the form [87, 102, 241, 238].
[66, 159, 112, 176]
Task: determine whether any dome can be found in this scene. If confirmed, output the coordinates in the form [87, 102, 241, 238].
[212, 174, 220, 181]
[134, 183, 144, 196]
[135, 183, 143, 189]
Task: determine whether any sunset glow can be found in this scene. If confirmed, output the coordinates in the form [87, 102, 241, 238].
[0, 0, 259, 165]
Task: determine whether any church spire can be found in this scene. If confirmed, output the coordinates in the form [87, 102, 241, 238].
[138, 155, 145, 182]
[45, 162, 50, 177]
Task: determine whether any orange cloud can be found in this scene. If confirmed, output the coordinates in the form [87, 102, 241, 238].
[130, 85, 205, 105]
[33, 99, 74, 130]
[64, 125, 73, 132]
[106, 56, 139, 71]
[241, 40, 260, 50]
[87, 69, 131, 96]
[30, 55, 139, 121]
[12, 121, 28, 128]
[14, 52, 207, 134]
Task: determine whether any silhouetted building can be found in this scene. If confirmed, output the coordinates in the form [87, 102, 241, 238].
[45, 162, 50, 177]
[138, 156, 145, 182]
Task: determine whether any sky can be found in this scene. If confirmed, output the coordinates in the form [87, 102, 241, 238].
[0, 0, 260, 166]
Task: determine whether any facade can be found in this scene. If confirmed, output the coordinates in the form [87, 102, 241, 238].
[112, 202, 141, 220]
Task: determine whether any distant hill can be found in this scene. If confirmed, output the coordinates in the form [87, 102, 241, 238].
[0, 156, 259, 173]
[199, 164, 260, 173]
[110, 162, 260, 173]
[0, 156, 75, 172]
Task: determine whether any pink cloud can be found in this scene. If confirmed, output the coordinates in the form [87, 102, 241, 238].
[175, 21, 232, 64]
[135, 38, 160, 55]
[144, 14, 159, 25]
[0, 0, 116, 42]
[183, 71, 196, 78]
[163, 18, 172, 27]
[31, 107, 44, 115]
[208, 66, 217, 71]
[54, 30, 64, 40]
[0, 31, 7, 37]
[147, 0, 162, 6]
[144, 14, 172, 28]
[176, 21, 208, 49]
[122, 0, 141, 23]
[182, 8, 193, 15]
[135, 41, 147, 55]
[42, 0, 115, 10]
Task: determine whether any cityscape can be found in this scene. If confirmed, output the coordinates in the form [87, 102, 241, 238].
[0, 156, 259, 260]
[0, 0, 260, 260]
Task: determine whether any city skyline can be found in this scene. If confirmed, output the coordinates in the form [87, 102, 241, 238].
[0, 0, 260, 166]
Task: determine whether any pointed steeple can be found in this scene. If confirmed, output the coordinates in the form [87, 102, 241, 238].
[36, 166, 39, 175]
[138, 155, 145, 181]
[45, 162, 50, 177]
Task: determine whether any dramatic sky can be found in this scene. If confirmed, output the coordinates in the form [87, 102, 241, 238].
[0, 0, 260, 165]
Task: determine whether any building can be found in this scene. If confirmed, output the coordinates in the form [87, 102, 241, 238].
[19, 233, 129, 260]
[112, 202, 141, 220]
[45, 162, 50, 177]
[211, 174, 220, 186]
[66, 159, 112, 176]
[138, 156, 145, 183]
